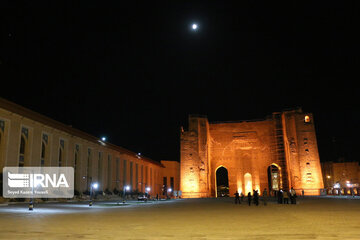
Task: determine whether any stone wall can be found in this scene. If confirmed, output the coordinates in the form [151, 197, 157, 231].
[180, 108, 324, 197]
[0, 98, 166, 197]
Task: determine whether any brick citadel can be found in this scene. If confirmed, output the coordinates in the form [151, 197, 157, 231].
[180, 108, 324, 198]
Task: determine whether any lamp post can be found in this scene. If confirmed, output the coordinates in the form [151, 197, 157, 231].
[145, 187, 151, 201]
[29, 169, 35, 211]
[167, 188, 172, 199]
[89, 182, 98, 206]
[123, 185, 130, 204]
[29, 183, 34, 211]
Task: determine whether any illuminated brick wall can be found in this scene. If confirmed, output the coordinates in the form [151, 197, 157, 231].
[180, 108, 324, 198]
[282, 110, 324, 195]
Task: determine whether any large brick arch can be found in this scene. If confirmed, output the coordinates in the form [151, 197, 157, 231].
[214, 165, 228, 197]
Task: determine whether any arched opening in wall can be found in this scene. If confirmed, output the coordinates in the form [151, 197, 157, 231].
[268, 164, 280, 192]
[58, 147, 63, 167]
[216, 166, 229, 197]
[41, 141, 46, 166]
[0, 131, 2, 194]
[0, 131, 2, 161]
[244, 173, 252, 195]
[19, 135, 26, 167]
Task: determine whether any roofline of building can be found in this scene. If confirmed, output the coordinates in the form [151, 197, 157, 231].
[0, 97, 164, 168]
[192, 107, 304, 124]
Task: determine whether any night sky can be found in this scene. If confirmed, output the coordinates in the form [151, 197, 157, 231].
[1, 1, 359, 163]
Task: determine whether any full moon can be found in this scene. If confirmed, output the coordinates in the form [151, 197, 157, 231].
[192, 24, 198, 30]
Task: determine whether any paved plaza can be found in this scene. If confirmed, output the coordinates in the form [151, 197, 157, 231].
[0, 197, 359, 240]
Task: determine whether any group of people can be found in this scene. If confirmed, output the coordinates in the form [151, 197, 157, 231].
[233, 189, 263, 206]
[233, 187, 297, 205]
[276, 187, 297, 204]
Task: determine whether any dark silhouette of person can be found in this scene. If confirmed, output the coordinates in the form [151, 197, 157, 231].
[240, 192, 245, 202]
[234, 191, 240, 204]
[278, 190, 283, 204]
[262, 188, 268, 206]
[253, 190, 259, 206]
[289, 187, 296, 204]
[247, 192, 252, 206]
[283, 190, 289, 204]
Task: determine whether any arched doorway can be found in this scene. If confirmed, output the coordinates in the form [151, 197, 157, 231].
[244, 173, 252, 195]
[267, 164, 280, 192]
[216, 166, 229, 197]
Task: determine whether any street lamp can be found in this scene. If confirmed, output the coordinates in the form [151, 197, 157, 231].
[89, 182, 98, 206]
[123, 185, 130, 204]
[167, 188, 172, 199]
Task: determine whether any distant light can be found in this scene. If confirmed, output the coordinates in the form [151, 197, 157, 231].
[334, 183, 340, 188]
[327, 175, 331, 179]
[168, 188, 172, 192]
[101, 137, 106, 141]
[92, 183, 99, 189]
[146, 187, 151, 192]
[125, 185, 130, 191]
[138, 153, 141, 156]
[192, 23, 198, 30]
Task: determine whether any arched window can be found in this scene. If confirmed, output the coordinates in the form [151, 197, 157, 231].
[41, 141, 46, 166]
[0, 132, 2, 163]
[304, 115, 310, 123]
[59, 139, 64, 167]
[244, 173, 252, 195]
[19, 135, 26, 167]
[74, 151, 78, 169]
[58, 147, 63, 167]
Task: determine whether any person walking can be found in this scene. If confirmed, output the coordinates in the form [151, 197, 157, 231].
[289, 187, 296, 204]
[278, 190, 283, 204]
[247, 192, 252, 206]
[283, 190, 289, 204]
[253, 190, 259, 206]
[302, 189, 305, 197]
[240, 192, 245, 203]
[234, 191, 240, 204]
[263, 188, 268, 206]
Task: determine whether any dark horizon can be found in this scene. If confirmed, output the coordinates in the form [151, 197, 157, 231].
[1, 1, 359, 163]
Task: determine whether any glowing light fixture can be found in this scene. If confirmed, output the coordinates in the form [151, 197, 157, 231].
[92, 183, 99, 189]
[101, 137, 106, 141]
[192, 23, 198, 30]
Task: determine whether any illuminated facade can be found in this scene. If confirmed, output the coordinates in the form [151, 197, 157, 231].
[180, 108, 324, 198]
[0, 98, 179, 199]
[321, 161, 360, 195]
